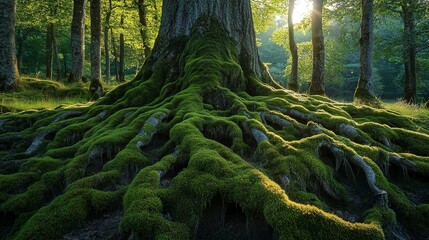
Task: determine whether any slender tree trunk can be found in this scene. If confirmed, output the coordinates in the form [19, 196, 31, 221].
[401, 0, 417, 103]
[119, 11, 125, 83]
[111, 28, 119, 82]
[104, 27, 110, 83]
[104, 12, 111, 82]
[52, 25, 62, 80]
[90, 0, 103, 99]
[354, 0, 377, 104]
[309, 0, 325, 95]
[137, 0, 151, 59]
[68, 0, 87, 83]
[63, 53, 68, 77]
[16, 28, 24, 72]
[46, 24, 54, 79]
[0, 0, 18, 91]
[288, 0, 298, 92]
[119, 33, 125, 82]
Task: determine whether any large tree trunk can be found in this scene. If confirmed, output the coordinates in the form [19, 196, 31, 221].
[137, 0, 152, 59]
[3, 1, 429, 240]
[46, 24, 54, 79]
[354, 0, 377, 105]
[90, 0, 104, 99]
[152, 0, 278, 86]
[288, 0, 299, 92]
[0, 0, 18, 91]
[401, 0, 417, 103]
[309, 0, 325, 95]
[68, 0, 87, 83]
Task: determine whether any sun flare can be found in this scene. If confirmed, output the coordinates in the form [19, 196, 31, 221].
[293, 0, 312, 24]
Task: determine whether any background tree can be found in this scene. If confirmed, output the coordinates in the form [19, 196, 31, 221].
[0, 0, 18, 91]
[309, 0, 325, 95]
[401, 0, 417, 103]
[354, 0, 377, 105]
[68, 0, 87, 83]
[135, 0, 151, 59]
[287, 0, 299, 91]
[90, 0, 104, 98]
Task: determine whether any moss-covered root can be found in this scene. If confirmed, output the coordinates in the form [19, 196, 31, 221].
[1, 16, 429, 240]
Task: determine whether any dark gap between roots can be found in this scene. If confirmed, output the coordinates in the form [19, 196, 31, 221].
[139, 129, 170, 164]
[317, 145, 373, 221]
[195, 194, 276, 240]
[202, 125, 233, 149]
[389, 164, 429, 205]
[160, 159, 188, 188]
[85, 146, 122, 177]
[61, 211, 123, 240]
[0, 212, 16, 238]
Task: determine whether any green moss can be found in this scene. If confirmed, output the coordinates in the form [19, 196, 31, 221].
[16, 190, 89, 239]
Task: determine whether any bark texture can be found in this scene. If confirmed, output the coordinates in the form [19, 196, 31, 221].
[68, 0, 87, 83]
[0, 0, 18, 91]
[119, 6, 125, 83]
[46, 24, 54, 79]
[137, 0, 152, 59]
[309, 0, 325, 95]
[53, 25, 62, 81]
[153, 0, 277, 86]
[287, 0, 299, 92]
[401, 0, 417, 103]
[90, 0, 103, 99]
[104, 0, 112, 82]
[354, 0, 377, 105]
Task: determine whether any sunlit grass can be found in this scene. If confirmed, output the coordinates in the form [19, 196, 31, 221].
[1, 96, 91, 112]
[382, 100, 429, 128]
[383, 101, 429, 119]
[0, 77, 93, 113]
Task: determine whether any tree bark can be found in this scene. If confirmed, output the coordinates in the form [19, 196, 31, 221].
[46, 24, 54, 79]
[401, 0, 417, 103]
[111, 28, 119, 82]
[68, 0, 87, 83]
[288, 0, 299, 92]
[119, 11, 125, 83]
[354, 0, 377, 104]
[137, 0, 152, 59]
[90, 0, 103, 98]
[52, 25, 62, 81]
[152, 0, 277, 86]
[16, 28, 24, 72]
[309, 0, 325, 95]
[104, 0, 112, 82]
[0, 0, 18, 91]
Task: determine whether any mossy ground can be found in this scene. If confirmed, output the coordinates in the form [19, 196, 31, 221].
[1, 18, 429, 239]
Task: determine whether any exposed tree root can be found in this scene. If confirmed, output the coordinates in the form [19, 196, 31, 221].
[0, 18, 428, 240]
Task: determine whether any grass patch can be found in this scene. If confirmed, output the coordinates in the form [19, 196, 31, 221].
[0, 77, 94, 113]
[382, 100, 429, 126]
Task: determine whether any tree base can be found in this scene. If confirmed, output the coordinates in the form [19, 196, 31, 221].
[354, 87, 380, 108]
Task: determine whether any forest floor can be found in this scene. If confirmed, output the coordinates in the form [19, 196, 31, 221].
[0, 77, 122, 113]
[1, 77, 427, 126]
